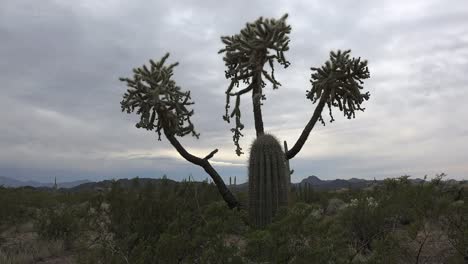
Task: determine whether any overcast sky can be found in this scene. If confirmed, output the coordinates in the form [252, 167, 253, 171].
[1, 0, 467, 183]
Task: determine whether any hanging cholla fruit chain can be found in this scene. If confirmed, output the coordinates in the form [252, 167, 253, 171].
[248, 133, 288, 228]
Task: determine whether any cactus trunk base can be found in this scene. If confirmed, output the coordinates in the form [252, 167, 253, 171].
[248, 133, 288, 228]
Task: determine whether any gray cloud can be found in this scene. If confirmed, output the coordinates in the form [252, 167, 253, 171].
[1, 0, 467, 183]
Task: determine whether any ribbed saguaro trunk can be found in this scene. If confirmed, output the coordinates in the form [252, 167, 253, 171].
[283, 140, 292, 191]
[248, 134, 288, 228]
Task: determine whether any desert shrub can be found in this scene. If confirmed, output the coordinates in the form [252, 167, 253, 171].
[339, 194, 389, 257]
[35, 206, 80, 249]
[325, 198, 347, 215]
[0, 187, 55, 227]
[3, 174, 466, 263]
[243, 202, 350, 263]
[154, 199, 247, 263]
[81, 179, 248, 263]
[0, 239, 65, 264]
[244, 230, 275, 262]
[441, 199, 468, 261]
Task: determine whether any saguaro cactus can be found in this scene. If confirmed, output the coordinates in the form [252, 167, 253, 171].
[248, 134, 288, 228]
[119, 13, 371, 215]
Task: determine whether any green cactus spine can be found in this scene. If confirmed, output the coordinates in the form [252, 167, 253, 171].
[248, 133, 288, 228]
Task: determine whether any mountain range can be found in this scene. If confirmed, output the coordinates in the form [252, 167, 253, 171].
[1, 175, 465, 192]
[0, 176, 90, 189]
[296, 175, 375, 190]
[228, 175, 466, 192]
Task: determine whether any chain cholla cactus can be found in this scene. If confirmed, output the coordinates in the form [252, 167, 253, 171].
[248, 133, 288, 228]
[119, 53, 239, 209]
[307, 49, 370, 125]
[118, 13, 371, 215]
[120, 53, 200, 140]
[283, 140, 294, 191]
[286, 49, 370, 160]
[219, 14, 291, 155]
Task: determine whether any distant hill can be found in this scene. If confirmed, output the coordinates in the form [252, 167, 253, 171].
[296, 175, 374, 190]
[295, 175, 467, 191]
[68, 177, 178, 192]
[58, 180, 91, 188]
[3, 175, 466, 193]
[229, 175, 467, 192]
[224, 176, 374, 192]
[0, 176, 44, 188]
[0, 176, 90, 189]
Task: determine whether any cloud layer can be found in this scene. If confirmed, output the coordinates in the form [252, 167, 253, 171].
[1, 0, 467, 182]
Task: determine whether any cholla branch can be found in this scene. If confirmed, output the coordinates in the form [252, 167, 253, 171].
[119, 53, 200, 140]
[119, 53, 240, 209]
[203, 149, 218, 161]
[219, 14, 292, 156]
[307, 49, 371, 123]
[287, 49, 371, 159]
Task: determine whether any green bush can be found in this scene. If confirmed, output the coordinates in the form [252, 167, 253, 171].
[35, 206, 80, 249]
[3, 174, 466, 263]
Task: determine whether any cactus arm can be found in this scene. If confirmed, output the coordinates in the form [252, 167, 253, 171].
[228, 80, 254, 96]
[285, 88, 331, 160]
[286, 50, 370, 160]
[120, 53, 240, 209]
[203, 149, 218, 160]
[163, 128, 240, 209]
[252, 72, 265, 137]
[220, 14, 291, 153]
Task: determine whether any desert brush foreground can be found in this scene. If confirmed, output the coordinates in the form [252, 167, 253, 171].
[0, 174, 467, 263]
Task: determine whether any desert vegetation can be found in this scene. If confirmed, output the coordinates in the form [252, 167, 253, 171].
[0, 174, 467, 263]
[1, 13, 466, 264]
